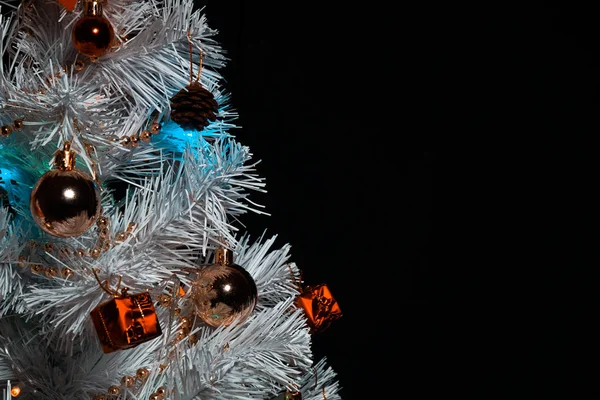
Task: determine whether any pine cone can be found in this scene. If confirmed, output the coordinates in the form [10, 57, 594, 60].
[170, 82, 219, 132]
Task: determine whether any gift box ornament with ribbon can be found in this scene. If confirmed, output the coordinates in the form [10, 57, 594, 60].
[294, 283, 342, 333]
[90, 272, 162, 353]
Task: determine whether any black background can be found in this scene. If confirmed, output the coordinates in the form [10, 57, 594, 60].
[195, 2, 433, 399]
[428, 2, 597, 398]
[193, 1, 600, 398]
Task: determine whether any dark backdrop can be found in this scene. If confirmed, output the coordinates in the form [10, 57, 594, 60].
[196, 2, 433, 399]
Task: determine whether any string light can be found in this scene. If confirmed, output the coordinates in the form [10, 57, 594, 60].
[10, 385, 21, 397]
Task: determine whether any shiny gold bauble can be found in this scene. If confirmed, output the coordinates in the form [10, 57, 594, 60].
[191, 262, 258, 327]
[30, 169, 101, 238]
[72, 16, 114, 57]
[72, 1, 114, 58]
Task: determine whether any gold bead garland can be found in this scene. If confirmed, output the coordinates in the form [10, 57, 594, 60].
[91, 215, 111, 258]
[17, 247, 73, 279]
[1, 118, 24, 137]
[148, 386, 167, 400]
[114, 221, 136, 243]
[121, 376, 135, 387]
[44, 266, 59, 278]
[118, 120, 162, 148]
[15, 218, 137, 278]
[107, 385, 120, 395]
[155, 291, 197, 346]
[92, 367, 162, 400]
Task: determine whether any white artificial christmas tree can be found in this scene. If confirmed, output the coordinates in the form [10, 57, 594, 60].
[0, 0, 342, 398]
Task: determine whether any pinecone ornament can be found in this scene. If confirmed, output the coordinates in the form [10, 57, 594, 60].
[170, 81, 218, 132]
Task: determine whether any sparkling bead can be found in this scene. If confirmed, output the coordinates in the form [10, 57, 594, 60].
[180, 317, 191, 329]
[96, 216, 109, 228]
[1, 125, 12, 137]
[107, 385, 120, 395]
[90, 247, 101, 259]
[121, 136, 131, 146]
[140, 130, 151, 142]
[31, 264, 44, 274]
[121, 375, 136, 387]
[102, 240, 111, 251]
[12, 119, 24, 130]
[61, 267, 74, 278]
[150, 123, 161, 134]
[136, 367, 149, 380]
[45, 266, 59, 278]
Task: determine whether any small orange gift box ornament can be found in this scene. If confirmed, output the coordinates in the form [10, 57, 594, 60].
[291, 268, 342, 333]
[90, 270, 162, 353]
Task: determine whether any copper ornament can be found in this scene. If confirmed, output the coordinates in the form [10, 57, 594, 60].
[295, 284, 342, 333]
[30, 142, 101, 238]
[72, 0, 115, 58]
[191, 247, 257, 328]
[91, 290, 162, 353]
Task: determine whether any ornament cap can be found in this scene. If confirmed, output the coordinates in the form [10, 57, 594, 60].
[215, 246, 233, 266]
[84, 0, 104, 17]
[53, 142, 77, 171]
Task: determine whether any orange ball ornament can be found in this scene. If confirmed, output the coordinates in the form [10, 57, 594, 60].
[72, 0, 114, 58]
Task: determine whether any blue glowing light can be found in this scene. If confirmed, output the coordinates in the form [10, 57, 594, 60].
[156, 121, 224, 153]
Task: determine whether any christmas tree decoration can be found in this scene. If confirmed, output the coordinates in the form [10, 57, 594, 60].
[29, 142, 101, 238]
[170, 33, 219, 132]
[72, 0, 115, 58]
[1, 119, 23, 138]
[295, 283, 342, 333]
[149, 386, 167, 400]
[10, 384, 21, 397]
[1, 124, 12, 137]
[90, 271, 162, 353]
[190, 246, 258, 328]
[57, 0, 78, 12]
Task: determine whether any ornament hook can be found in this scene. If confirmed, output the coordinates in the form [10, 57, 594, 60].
[310, 368, 327, 399]
[186, 28, 204, 84]
[92, 268, 127, 297]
